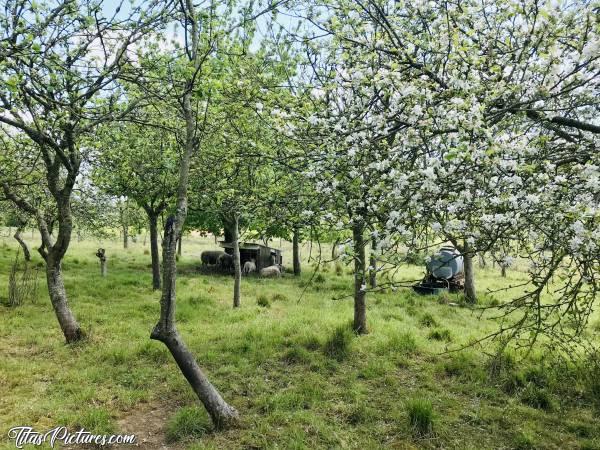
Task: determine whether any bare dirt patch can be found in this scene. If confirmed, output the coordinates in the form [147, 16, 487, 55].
[114, 400, 182, 450]
[63, 400, 185, 450]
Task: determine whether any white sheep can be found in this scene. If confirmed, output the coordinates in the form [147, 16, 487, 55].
[260, 265, 281, 278]
[243, 259, 256, 275]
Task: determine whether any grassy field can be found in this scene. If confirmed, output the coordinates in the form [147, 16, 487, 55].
[0, 230, 599, 449]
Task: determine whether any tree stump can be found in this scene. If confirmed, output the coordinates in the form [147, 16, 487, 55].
[96, 248, 107, 277]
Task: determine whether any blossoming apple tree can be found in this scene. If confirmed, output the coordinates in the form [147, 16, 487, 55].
[279, 0, 599, 344]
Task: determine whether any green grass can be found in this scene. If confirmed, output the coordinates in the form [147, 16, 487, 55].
[323, 322, 354, 361]
[428, 328, 452, 342]
[166, 406, 211, 443]
[520, 385, 555, 411]
[0, 230, 599, 449]
[406, 397, 434, 437]
[256, 293, 270, 308]
[419, 312, 438, 328]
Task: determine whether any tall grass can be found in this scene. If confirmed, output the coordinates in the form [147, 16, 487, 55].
[323, 323, 354, 361]
[406, 398, 434, 436]
[6, 250, 39, 306]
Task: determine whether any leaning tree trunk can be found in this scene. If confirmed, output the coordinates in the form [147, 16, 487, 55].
[369, 235, 377, 289]
[151, 41, 238, 428]
[232, 216, 241, 308]
[353, 223, 367, 334]
[45, 249, 83, 343]
[148, 213, 161, 290]
[14, 226, 31, 262]
[151, 218, 238, 428]
[463, 241, 477, 304]
[292, 227, 301, 276]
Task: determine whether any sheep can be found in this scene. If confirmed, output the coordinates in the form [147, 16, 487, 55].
[243, 259, 256, 275]
[217, 253, 234, 271]
[201, 250, 225, 265]
[260, 265, 281, 278]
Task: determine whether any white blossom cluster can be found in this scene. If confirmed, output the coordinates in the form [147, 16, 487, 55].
[272, 0, 599, 335]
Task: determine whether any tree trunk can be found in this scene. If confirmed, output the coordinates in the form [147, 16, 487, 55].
[151, 217, 239, 428]
[123, 226, 129, 249]
[148, 213, 161, 290]
[45, 253, 83, 343]
[332, 237, 340, 260]
[223, 217, 234, 243]
[14, 227, 31, 261]
[478, 253, 487, 269]
[353, 223, 367, 334]
[178, 235, 182, 257]
[151, 328, 239, 428]
[501, 265, 507, 277]
[292, 227, 301, 276]
[369, 235, 377, 289]
[1, 127, 83, 345]
[151, 34, 238, 428]
[463, 241, 477, 304]
[232, 215, 241, 308]
[42, 187, 84, 344]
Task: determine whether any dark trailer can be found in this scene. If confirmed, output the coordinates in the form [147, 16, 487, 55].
[219, 241, 282, 271]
